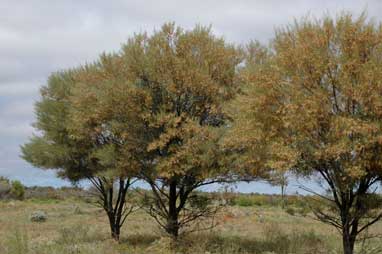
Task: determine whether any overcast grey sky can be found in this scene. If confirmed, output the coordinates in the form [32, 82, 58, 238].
[0, 0, 381, 191]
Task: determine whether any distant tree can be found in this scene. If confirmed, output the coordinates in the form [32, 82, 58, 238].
[230, 13, 382, 254]
[21, 71, 137, 241]
[268, 172, 288, 208]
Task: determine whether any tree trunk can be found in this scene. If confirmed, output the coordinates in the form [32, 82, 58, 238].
[342, 231, 356, 254]
[90, 177, 131, 242]
[166, 179, 179, 238]
[109, 216, 121, 241]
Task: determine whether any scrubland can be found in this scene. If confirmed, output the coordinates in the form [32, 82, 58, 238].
[1, 188, 382, 254]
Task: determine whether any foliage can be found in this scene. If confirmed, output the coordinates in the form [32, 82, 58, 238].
[10, 180, 25, 200]
[285, 207, 295, 216]
[234, 195, 256, 207]
[64, 23, 243, 238]
[0, 177, 11, 199]
[230, 12, 382, 254]
[18, 11, 382, 252]
[21, 68, 137, 240]
[22, 22, 243, 240]
[0, 177, 25, 200]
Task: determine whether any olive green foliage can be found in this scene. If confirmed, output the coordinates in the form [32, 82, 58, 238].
[0, 177, 11, 198]
[10, 180, 25, 200]
[0, 177, 25, 200]
[21, 71, 94, 182]
[20, 68, 137, 241]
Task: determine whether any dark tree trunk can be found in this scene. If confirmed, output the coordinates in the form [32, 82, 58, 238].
[341, 206, 359, 254]
[311, 168, 382, 254]
[166, 179, 179, 238]
[145, 175, 220, 239]
[342, 230, 356, 254]
[109, 216, 121, 241]
[89, 177, 132, 242]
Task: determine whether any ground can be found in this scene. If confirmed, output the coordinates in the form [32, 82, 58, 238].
[0, 198, 381, 254]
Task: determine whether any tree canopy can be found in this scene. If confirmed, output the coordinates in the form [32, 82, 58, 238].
[20, 13, 382, 253]
[24, 23, 243, 238]
[229, 13, 382, 254]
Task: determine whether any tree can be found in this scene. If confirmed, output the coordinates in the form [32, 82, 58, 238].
[66, 23, 243, 238]
[127, 24, 243, 237]
[230, 13, 382, 254]
[21, 70, 137, 241]
[268, 171, 288, 208]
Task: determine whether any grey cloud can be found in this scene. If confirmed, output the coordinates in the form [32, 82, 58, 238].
[0, 81, 40, 96]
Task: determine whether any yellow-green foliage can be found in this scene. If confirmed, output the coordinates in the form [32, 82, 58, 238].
[0, 178, 25, 200]
[10, 181, 25, 200]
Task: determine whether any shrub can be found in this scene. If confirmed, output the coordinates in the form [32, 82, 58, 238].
[233, 196, 256, 207]
[10, 180, 25, 200]
[285, 207, 295, 216]
[30, 211, 47, 222]
[0, 177, 25, 200]
[297, 206, 310, 217]
[0, 177, 11, 199]
[231, 193, 304, 207]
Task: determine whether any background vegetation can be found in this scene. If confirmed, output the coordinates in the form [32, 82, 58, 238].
[0, 185, 361, 254]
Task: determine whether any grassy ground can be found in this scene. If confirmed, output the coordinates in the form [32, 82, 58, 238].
[0, 198, 381, 254]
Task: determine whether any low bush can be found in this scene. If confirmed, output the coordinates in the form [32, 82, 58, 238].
[10, 180, 25, 200]
[285, 207, 295, 216]
[232, 194, 285, 207]
[0, 177, 11, 199]
[30, 211, 47, 222]
[0, 177, 25, 200]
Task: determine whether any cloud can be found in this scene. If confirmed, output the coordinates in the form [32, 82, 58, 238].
[0, 0, 381, 189]
[0, 121, 34, 137]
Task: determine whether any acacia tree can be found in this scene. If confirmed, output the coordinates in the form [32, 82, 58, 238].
[21, 69, 138, 241]
[230, 14, 382, 254]
[127, 24, 243, 237]
[67, 24, 243, 238]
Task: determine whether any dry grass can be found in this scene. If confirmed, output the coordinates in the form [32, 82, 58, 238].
[0, 199, 382, 253]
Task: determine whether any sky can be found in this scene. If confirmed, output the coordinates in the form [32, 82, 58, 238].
[0, 0, 381, 193]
